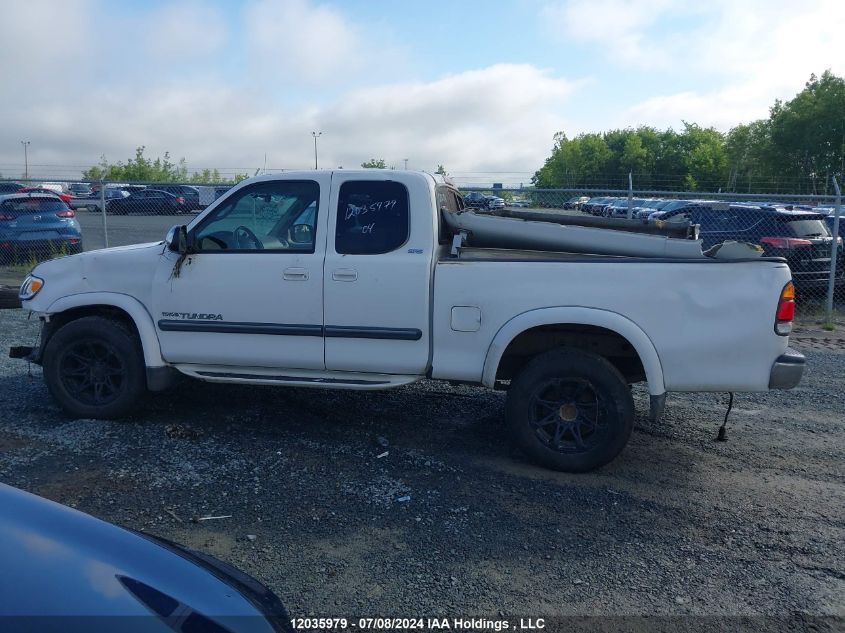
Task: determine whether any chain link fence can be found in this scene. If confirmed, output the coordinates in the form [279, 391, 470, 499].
[1, 177, 841, 315]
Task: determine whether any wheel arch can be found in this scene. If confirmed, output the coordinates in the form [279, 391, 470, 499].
[43, 292, 165, 368]
[482, 307, 665, 395]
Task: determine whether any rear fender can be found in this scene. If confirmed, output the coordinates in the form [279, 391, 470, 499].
[482, 307, 666, 395]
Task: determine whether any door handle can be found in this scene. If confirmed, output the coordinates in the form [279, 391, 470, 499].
[283, 267, 309, 281]
[332, 268, 358, 282]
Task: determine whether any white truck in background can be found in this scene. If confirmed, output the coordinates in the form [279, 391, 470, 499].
[11, 170, 804, 472]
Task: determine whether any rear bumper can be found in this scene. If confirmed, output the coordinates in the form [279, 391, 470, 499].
[768, 348, 805, 389]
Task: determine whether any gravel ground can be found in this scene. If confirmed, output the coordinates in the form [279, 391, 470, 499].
[0, 308, 843, 627]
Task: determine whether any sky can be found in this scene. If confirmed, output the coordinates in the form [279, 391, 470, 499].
[1, 0, 844, 185]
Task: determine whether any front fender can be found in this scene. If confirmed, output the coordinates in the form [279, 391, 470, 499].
[481, 306, 666, 395]
[41, 292, 165, 368]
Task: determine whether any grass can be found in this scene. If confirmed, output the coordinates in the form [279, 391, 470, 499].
[0, 244, 74, 284]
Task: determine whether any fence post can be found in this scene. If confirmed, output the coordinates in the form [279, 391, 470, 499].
[626, 172, 633, 219]
[825, 176, 841, 325]
[100, 180, 108, 249]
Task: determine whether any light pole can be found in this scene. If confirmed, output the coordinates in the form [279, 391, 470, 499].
[403, 158, 408, 170]
[21, 140, 30, 180]
[311, 131, 322, 169]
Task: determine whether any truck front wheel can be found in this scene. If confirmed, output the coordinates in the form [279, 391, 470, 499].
[43, 316, 146, 419]
[505, 349, 634, 472]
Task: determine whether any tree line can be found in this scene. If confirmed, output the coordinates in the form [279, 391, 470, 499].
[82, 147, 248, 184]
[533, 71, 845, 195]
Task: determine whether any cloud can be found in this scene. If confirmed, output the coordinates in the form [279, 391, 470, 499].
[543, 0, 845, 131]
[243, 0, 380, 84]
[0, 0, 97, 87]
[541, 0, 681, 68]
[0, 62, 577, 181]
[143, 0, 229, 61]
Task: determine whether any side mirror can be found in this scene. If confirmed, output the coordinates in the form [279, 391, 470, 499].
[290, 223, 313, 244]
[165, 225, 189, 254]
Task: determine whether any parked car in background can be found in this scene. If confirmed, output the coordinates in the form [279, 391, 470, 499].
[0, 182, 25, 194]
[462, 191, 489, 209]
[193, 185, 218, 209]
[0, 194, 82, 263]
[147, 184, 202, 211]
[0, 483, 292, 631]
[16, 187, 74, 205]
[36, 182, 66, 194]
[67, 182, 92, 197]
[581, 196, 616, 215]
[631, 199, 670, 218]
[107, 189, 185, 215]
[603, 198, 649, 218]
[509, 198, 531, 208]
[563, 195, 590, 210]
[486, 195, 505, 210]
[647, 200, 697, 221]
[816, 207, 845, 241]
[69, 187, 130, 212]
[659, 203, 843, 290]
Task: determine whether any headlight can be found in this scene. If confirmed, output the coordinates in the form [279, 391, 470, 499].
[19, 275, 44, 301]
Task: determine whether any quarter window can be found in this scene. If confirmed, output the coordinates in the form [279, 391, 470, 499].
[335, 181, 409, 254]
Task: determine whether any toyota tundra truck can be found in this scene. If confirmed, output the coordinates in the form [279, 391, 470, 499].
[11, 170, 805, 472]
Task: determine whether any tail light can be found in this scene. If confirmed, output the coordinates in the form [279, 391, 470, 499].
[69, 238, 81, 245]
[761, 237, 813, 249]
[176, 196, 185, 204]
[56, 210, 75, 218]
[774, 281, 795, 336]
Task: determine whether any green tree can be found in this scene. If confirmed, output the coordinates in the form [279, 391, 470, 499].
[361, 158, 386, 168]
[532, 71, 845, 193]
[83, 147, 246, 184]
[435, 164, 448, 175]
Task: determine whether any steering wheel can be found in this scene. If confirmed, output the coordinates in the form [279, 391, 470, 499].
[233, 225, 264, 250]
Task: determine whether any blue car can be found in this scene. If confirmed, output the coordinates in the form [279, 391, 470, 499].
[0, 483, 292, 632]
[0, 193, 83, 263]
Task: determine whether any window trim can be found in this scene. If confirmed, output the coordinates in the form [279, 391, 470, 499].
[334, 180, 411, 255]
[189, 179, 321, 255]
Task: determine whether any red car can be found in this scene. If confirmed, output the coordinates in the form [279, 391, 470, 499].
[17, 187, 73, 205]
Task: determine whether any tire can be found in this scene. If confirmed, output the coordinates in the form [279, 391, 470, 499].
[505, 348, 634, 472]
[42, 316, 146, 419]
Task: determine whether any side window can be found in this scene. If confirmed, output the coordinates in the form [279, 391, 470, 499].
[193, 180, 319, 252]
[335, 180, 409, 255]
[664, 209, 692, 224]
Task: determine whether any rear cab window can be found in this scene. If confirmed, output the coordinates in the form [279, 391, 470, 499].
[335, 181, 410, 254]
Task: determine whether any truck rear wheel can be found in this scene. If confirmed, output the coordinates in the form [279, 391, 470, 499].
[505, 348, 634, 472]
[43, 316, 146, 419]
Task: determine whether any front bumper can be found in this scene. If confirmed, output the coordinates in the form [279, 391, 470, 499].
[768, 348, 805, 389]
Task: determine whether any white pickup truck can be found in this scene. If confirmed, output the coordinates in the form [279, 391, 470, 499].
[11, 170, 805, 472]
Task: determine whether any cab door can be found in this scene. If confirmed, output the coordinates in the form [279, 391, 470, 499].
[152, 175, 330, 369]
[322, 173, 433, 375]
